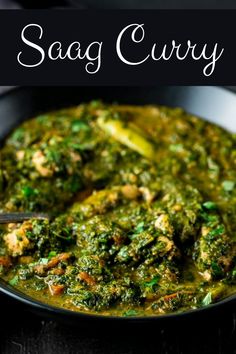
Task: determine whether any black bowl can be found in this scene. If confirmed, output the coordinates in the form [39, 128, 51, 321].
[1, 86, 236, 325]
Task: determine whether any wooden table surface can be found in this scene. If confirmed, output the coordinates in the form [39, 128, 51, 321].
[1, 291, 236, 354]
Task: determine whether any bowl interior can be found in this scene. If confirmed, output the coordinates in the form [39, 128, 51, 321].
[1, 86, 236, 321]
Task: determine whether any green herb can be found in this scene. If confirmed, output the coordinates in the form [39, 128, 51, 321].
[202, 292, 212, 306]
[70, 143, 88, 151]
[36, 115, 49, 123]
[35, 280, 47, 291]
[90, 100, 102, 108]
[22, 186, 38, 198]
[123, 309, 139, 317]
[169, 144, 184, 153]
[68, 178, 81, 193]
[9, 275, 19, 286]
[211, 262, 223, 277]
[46, 149, 61, 164]
[208, 158, 219, 174]
[71, 120, 90, 133]
[208, 225, 225, 238]
[203, 201, 217, 210]
[53, 226, 73, 242]
[48, 251, 57, 259]
[200, 211, 218, 223]
[222, 180, 235, 192]
[117, 246, 130, 262]
[144, 275, 160, 289]
[11, 128, 25, 142]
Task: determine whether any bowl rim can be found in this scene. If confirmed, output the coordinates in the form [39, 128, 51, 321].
[1, 277, 236, 321]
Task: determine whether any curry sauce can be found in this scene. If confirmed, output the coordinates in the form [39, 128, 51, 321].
[0, 101, 236, 316]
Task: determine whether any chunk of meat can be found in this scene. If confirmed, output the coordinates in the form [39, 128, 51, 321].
[154, 214, 174, 235]
[16, 150, 25, 161]
[139, 187, 156, 203]
[47, 253, 71, 269]
[4, 222, 32, 257]
[0, 256, 12, 268]
[193, 217, 235, 281]
[71, 188, 120, 218]
[121, 185, 140, 200]
[32, 150, 53, 177]
[34, 253, 71, 276]
[78, 271, 96, 286]
[48, 283, 65, 295]
[71, 185, 142, 220]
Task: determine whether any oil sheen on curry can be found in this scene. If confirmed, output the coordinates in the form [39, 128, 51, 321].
[1, 101, 236, 317]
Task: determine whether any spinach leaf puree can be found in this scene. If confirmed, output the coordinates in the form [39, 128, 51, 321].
[0, 101, 236, 316]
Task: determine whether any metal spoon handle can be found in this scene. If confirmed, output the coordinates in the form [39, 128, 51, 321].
[0, 212, 50, 224]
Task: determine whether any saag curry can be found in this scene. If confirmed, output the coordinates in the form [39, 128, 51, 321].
[0, 101, 236, 316]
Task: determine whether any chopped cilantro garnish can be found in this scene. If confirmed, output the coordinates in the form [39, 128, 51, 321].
[200, 211, 218, 224]
[90, 100, 102, 108]
[9, 275, 19, 286]
[222, 180, 235, 192]
[144, 275, 160, 289]
[36, 115, 49, 123]
[208, 225, 225, 238]
[11, 128, 25, 142]
[70, 143, 88, 151]
[135, 221, 145, 233]
[71, 120, 90, 133]
[48, 251, 57, 259]
[203, 201, 217, 210]
[46, 149, 61, 164]
[123, 309, 139, 317]
[169, 144, 184, 153]
[22, 186, 38, 198]
[69, 178, 81, 193]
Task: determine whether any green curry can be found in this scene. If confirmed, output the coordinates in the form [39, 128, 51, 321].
[1, 101, 236, 317]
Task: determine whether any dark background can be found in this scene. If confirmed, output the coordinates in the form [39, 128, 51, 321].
[1, 290, 236, 354]
[1, 1, 236, 354]
[3, 0, 236, 9]
[1, 10, 235, 86]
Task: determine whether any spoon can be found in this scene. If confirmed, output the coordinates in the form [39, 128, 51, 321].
[0, 212, 50, 224]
